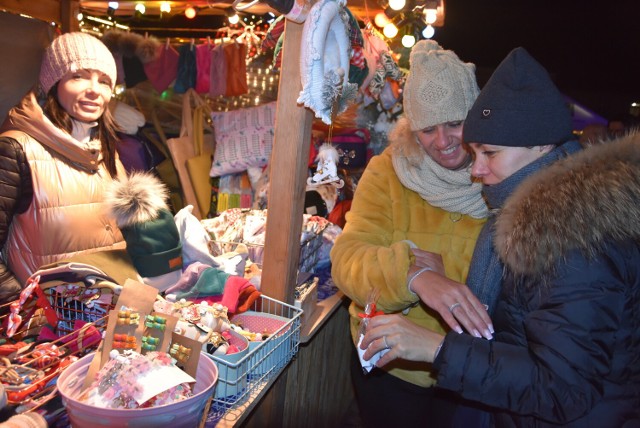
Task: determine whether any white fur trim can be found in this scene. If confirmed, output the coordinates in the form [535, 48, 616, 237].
[297, 0, 357, 125]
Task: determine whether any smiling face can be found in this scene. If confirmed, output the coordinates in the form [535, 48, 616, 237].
[56, 69, 113, 123]
[469, 143, 552, 185]
[415, 120, 471, 170]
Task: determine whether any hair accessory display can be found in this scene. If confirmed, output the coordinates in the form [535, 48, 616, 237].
[141, 336, 160, 351]
[170, 344, 192, 364]
[113, 334, 137, 349]
[145, 315, 167, 331]
[117, 310, 140, 325]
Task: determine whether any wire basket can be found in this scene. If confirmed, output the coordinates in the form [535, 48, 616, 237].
[209, 225, 326, 274]
[205, 294, 302, 423]
[0, 278, 114, 411]
[40, 281, 120, 336]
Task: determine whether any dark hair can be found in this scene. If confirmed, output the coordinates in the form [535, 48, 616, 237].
[42, 83, 121, 177]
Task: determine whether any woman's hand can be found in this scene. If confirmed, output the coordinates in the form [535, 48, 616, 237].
[407, 250, 494, 339]
[360, 314, 444, 366]
[411, 248, 445, 275]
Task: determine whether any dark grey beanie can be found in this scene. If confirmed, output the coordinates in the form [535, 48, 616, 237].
[463, 47, 573, 147]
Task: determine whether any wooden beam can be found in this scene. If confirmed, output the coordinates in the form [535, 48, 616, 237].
[259, 19, 313, 304]
[60, 0, 80, 32]
[0, 0, 80, 31]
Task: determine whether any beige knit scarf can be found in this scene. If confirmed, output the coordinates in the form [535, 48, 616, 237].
[392, 150, 488, 219]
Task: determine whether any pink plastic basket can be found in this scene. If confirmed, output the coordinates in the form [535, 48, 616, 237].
[57, 352, 218, 428]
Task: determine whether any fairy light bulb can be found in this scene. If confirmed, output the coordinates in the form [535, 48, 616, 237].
[160, 2, 171, 13]
[401, 34, 416, 48]
[185, 6, 197, 19]
[374, 12, 390, 28]
[134, 3, 145, 14]
[388, 0, 406, 11]
[228, 13, 240, 24]
[383, 22, 399, 38]
[422, 24, 435, 39]
[424, 8, 438, 25]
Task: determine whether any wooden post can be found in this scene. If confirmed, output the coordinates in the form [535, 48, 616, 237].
[259, 19, 313, 304]
[60, 0, 80, 33]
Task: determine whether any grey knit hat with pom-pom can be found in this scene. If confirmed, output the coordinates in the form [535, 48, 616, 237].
[403, 40, 479, 131]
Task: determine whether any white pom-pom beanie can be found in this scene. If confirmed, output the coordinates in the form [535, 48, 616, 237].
[39, 32, 117, 95]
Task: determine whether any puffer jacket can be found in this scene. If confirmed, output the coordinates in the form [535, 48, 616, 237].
[331, 119, 486, 388]
[0, 92, 126, 303]
[435, 132, 640, 427]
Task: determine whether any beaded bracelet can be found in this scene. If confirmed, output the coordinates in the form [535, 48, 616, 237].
[407, 267, 433, 294]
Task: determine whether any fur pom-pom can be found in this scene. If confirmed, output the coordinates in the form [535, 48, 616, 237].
[118, 31, 144, 58]
[105, 172, 170, 227]
[136, 37, 160, 64]
[101, 30, 124, 52]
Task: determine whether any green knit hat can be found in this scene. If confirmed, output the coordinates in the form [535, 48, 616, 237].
[120, 208, 183, 278]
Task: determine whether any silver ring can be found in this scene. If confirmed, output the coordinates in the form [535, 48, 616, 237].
[383, 335, 390, 349]
[448, 302, 461, 313]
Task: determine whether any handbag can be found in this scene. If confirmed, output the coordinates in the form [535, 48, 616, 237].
[167, 89, 214, 219]
[186, 101, 215, 218]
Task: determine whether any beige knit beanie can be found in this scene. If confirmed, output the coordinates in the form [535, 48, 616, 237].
[39, 32, 117, 95]
[403, 40, 479, 131]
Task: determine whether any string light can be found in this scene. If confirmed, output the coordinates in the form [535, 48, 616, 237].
[422, 24, 435, 38]
[160, 2, 171, 13]
[383, 22, 399, 38]
[134, 3, 146, 15]
[185, 5, 197, 19]
[388, 0, 406, 11]
[374, 12, 390, 28]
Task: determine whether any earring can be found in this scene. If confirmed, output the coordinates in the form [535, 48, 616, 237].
[170, 343, 192, 364]
[118, 310, 140, 325]
[113, 334, 137, 349]
[145, 315, 167, 331]
[141, 335, 160, 351]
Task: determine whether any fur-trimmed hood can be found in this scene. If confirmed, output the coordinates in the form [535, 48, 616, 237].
[105, 171, 170, 227]
[495, 131, 640, 277]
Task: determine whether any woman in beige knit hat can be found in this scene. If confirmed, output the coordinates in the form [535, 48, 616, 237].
[0, 32, 127, 304]
[331, 40, 492, 427]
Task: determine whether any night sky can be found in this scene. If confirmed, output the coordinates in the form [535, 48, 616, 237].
[430, 0, 639, 122]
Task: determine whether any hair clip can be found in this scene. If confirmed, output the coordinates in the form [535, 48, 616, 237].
[117, 310, 140, 325]
[145, 315, 167, 331]
[113, 334, 137, 349]
[170, 343, 192, 364]
[141, 335, 160, 351]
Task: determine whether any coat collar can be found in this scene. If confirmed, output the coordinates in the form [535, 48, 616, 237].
[495, 132, 640, 276]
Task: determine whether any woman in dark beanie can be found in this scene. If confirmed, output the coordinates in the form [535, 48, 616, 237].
[360, 47, 640, 427]
[0, 32, 126, 304]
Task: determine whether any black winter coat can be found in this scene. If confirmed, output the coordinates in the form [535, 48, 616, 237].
[435, 132, 640, 427]
[0, 136, 32, 303]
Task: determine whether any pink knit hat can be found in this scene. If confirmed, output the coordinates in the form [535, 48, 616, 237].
[39, 32, 118, 95]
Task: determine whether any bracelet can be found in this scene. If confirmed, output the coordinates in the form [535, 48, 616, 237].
[407, 267, 433, 294]
[433, 337, 445, 361]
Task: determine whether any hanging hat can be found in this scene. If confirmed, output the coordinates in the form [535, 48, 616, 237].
[39, 32, 118, 95]
[105, 172, 183, 283]
[403, 40, 479, 132]
[463, 47, 573, 147]
[297, 0, 358, 125]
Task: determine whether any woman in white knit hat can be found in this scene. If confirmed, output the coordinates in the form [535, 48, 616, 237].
[331, 40, 493, 427]
[0, 32, 127, 304]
